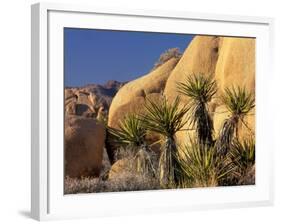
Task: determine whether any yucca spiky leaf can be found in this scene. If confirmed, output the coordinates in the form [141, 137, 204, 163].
[139, 96, 189, 138]
[229, 137, 255, 177]
[139, 96, 188, 187]
[222, 86, 255, 116]
[217, 86, 255, 155]
[177, 73, 217, 102]
[107, 114, 146, 147]
[176, 138, 236, 188]
[177, 74, 217, 146]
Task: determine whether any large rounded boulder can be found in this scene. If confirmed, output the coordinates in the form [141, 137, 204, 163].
[106, 58, 179, 162]
[213, 37, 255, 139]
[64, 115, 106, 177]
[164, 36, 221, 146]
[163, 35, 255, 146]
[164, 36, 220, 101]
[108, 58, 179, 129]
[214, 37, 255, 91]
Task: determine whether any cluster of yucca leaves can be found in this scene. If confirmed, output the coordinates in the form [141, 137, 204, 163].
[175, 139, 236, 187]
[175, 75, 255, 187]
[107, 114, 156, 177]
[177, 73, 217, 146]
[227, 137, 255, 185]
[107, 114, 146, 147]
[216, 86, 255, 156]
[139, 97, 189, 187]
[106, 73, 255, 189]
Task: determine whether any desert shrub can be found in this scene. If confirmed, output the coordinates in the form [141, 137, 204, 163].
[175, 138, 236, 188]
[216, 86, 255, 156]
[107, 114, 146, 147]
[227, 137, 255, 185]
[134, 145, 158, 177]
[107, 114, 157, 177]
[113, 145, 158, 178]
[177, 74, 217, 146]
[140, 96, 189, 187]
[238, 165, 255, 185]
[152, 48, 182, 70]
[114, 145, 136, 161]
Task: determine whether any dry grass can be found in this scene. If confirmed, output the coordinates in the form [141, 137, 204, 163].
[65, 172, 160, 194]
[65, 146, 160, 194]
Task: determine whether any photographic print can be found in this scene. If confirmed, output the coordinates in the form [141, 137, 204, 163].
[64, 28, 255, 194]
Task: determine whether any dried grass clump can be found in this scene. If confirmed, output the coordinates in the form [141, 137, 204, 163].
[111, 145, 159, 179]
[114, 146, 136, 161]
[65, 172, 160, 194]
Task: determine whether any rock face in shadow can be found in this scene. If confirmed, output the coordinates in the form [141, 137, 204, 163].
[163, 35, 255, 146]
[64, 115, 106, 178]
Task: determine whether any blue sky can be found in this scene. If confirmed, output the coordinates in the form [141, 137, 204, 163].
[64, 28, 194, 87]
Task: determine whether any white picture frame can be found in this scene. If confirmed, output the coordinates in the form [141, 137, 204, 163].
[31, 2, 275, 221]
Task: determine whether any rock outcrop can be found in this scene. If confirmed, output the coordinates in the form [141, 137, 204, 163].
[164, 36, 220, 103]
[108, 58, 180, 129]
[64, 35, 255, 181]
[163, 35, 255, 146]
[214, 37, 255, 91]
[64, 115, 106, 177]
[107, 58, 179, 162]
[65, 80, 124, 119]
[213, 37, 255, 139]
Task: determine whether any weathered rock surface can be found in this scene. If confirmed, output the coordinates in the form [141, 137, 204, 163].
[106, 58, 179, 162]
[214, 37, 255, 92]
[64, 115, 106, 177]
[163, 35, 255, 146]
[108, 159, 130, 179]
[65, 80, 124, 119]
[164, 36, 220, 103]
[108, 58, 179, 129]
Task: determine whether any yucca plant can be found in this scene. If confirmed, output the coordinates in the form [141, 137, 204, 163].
[139, 96, 189, 187]
[217, 86, 255, 155]
[176, 138, 236, 188]
[228, 137, 255, 184]
[177, 74, 217, 146]
[107, 114, 146, 148]
[106, 114, 156, 176]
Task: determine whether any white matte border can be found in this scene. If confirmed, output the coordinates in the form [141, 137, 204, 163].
[31, 2, 274, 221]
